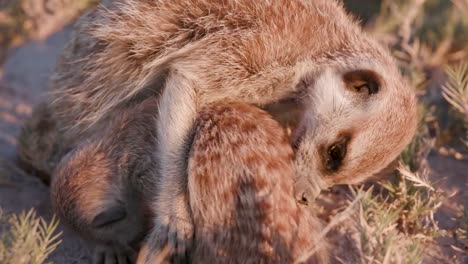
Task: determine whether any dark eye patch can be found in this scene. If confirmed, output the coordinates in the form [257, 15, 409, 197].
[343, 70, 380, 96]
[325, 135, 350, 172]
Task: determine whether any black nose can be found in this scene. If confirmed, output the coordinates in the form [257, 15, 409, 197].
[297, 192, 309, 205]
[294, 180, 322, 206]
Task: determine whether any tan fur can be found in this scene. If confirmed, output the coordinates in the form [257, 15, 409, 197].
[19, 0, 418, 261]
[141, 103, 328, 264]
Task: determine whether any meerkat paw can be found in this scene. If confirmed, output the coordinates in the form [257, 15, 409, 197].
[93, 245, 136, 264]
[167, 216, 193, 262]
[145, 213, 193, 264]
[153, 217, 193, 263]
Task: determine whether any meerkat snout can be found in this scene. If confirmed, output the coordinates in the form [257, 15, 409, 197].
[92, 205, 127, 228]
[294, 60, 418, 204]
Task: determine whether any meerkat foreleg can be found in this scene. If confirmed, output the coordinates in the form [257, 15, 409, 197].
[145, 70, 197, 263]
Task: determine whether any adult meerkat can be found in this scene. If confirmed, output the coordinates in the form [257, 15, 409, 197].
[50, 98, 160, 263]
[19, 0, 418, 261]
[139, 102, 329, 264]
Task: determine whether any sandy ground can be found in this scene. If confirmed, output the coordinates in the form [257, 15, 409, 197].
[0, 26, 467, 263]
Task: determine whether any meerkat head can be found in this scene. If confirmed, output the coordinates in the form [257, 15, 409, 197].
[292, 50, 418, 204]
[50, 99, 159, 250]
[51, 140, 154, 250]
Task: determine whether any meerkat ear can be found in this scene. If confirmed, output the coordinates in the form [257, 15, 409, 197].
[343, 70, 380, 96]
[123, 68, 170, 108]
[92, 204, 127, 228]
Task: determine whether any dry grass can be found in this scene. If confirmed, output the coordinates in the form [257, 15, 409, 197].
[442, 61, 468, 260]
[353, 186, 425, 264]
[0, 208, 62, 264]
[443, 63, 468, 145]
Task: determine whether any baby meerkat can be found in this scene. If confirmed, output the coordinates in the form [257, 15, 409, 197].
[50, 98, 160, 263]
[21, 0, 418, 260]
[17, 102, 65, 184]
[139, 102, 329, 264]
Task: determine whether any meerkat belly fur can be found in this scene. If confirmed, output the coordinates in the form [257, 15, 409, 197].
[138, 102, 329, 264]
[18, 0, 418, 262]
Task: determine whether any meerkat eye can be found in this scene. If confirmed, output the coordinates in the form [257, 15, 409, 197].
[343, 70, 380, 96]
[329, 144, 345, 160]
[326, 143, 346, 171]
[325, 135, 350, 172]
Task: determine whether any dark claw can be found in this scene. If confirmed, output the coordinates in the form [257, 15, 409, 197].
[93, 247, 136, 264]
